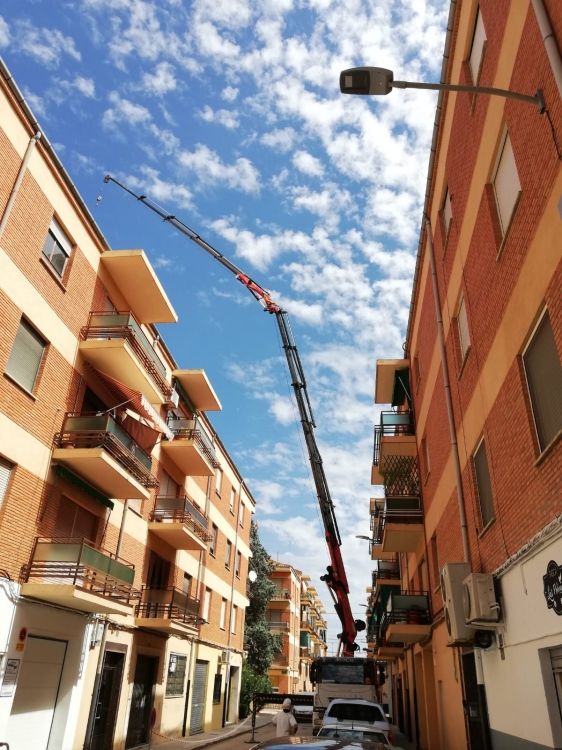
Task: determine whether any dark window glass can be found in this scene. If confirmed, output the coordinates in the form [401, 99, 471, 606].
[213, 673, 222, 704]
[166, 654, 187, 697]
[6, 319, 46, 393]
[474, 440, 494, 527]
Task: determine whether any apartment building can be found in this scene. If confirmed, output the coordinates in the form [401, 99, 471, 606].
[266, 562, 302, 693]
[367, 2, 561, 750]
[0, 59, 254, 750]
[298, 576, 328, 690]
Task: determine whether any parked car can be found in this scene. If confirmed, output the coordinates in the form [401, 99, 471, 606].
[321, 698, 393, 743]
[292, 691, 315, 721]
[317, 724, 391, 746]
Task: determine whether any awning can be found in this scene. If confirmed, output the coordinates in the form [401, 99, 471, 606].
[54, 464, 114, 509]
[391, 368, 411, 407]
[96, 370, 173, 440]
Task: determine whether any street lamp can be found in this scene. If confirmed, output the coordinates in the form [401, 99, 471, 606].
[339, 66, 545, 112]
[355, 535, 372, 542]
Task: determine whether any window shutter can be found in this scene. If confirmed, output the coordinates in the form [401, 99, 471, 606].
[494, 134, 521, 235]
[6, 321, 46, 392]
[0, 458, 12, 509]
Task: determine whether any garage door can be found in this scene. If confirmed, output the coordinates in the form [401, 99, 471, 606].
[5, 636, 67, 750]
[189, 660, 208, 734]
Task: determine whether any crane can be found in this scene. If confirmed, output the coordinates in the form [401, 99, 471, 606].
[103, 175, 366, 656]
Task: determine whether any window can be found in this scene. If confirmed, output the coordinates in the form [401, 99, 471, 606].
[210, 524, 218, 556]
[430, 534, 439, 590]
[473, 439, 495, 527]
[215, 468, 223, 496]
[456, 296, 471, 362]
[202, 587, 211, 622]
[523, 310, 562, 451]
[238, 501, 245, 527]
[213, 673, 222, 704]
[225, 539, 232, 569]
[235, 550, 242, 578]
[231, 604, 237, 634]
[413, 354, 421, 390]
[42, 218, 73, 277]
[468, 7, 486, 83]
[0, 458, 13, 510]
[442, 187, 453, 237]
[5, 319, 47, 393]
[54, 497, 99, 541]
[166, 653, 187, 697]
[229, 488, 236, 514]
[220, 598, 226, 629]
[493, 131, 521, 237]
[182, 572, 192, 596]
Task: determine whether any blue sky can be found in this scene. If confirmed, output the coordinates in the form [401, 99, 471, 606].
[0, 0, 447, 653]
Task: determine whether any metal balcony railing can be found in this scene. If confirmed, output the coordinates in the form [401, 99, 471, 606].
[150, 495, 210, 541]
[372, 560, 400, 586]
[372, 496, 424, 545]
[380, 591, 431, 633]
[80, 311, 172, 400]
[267, 620, 290, 630]
[373, 410, 415, 467]
[167, 417, 220, 468]
[21, 538, 136, 601]
[55, 412, 159, 488]
[135, 586, 200, 624]
[270, 587, 291, 600]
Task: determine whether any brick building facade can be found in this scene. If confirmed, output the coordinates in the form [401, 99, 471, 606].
[367, 2, 561, 749]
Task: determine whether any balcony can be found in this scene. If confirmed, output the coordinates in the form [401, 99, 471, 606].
[100, 249, 177, 324]
[134, 586, 200, 635]
[382, 592, 431, 644]
[266, 619, 290, 631]
[160, 417, 219, 476]
[79, 311, 173, 404]
[376, 639, 405, 660]
[270, 587, 292, 601]
[149, 495, 210, 550]
[173, 369, 222, 412]
[372, 410, 416, 485]
[375, 359, 410, 406]
[380, 496, 424, 553]
[53, 413, 158, 499]
[373, 559, 401, 596]
[20, 538, 135, 616]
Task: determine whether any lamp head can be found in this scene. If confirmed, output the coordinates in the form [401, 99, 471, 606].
[340, 67, 394, 96]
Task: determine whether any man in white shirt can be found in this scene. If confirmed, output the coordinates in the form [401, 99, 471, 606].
[272, 698, 298, 737]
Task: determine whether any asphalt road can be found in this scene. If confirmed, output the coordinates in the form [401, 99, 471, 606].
[217, 720, 313, 750]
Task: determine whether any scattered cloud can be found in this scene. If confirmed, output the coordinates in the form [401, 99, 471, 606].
[141, 61, 177, 96]
[0, 16, 10, 47]
[178, 145, 260, 194]
[198, 105, 239, 130]
[16, 19, 81, 67]
[292, 150, 324, 177]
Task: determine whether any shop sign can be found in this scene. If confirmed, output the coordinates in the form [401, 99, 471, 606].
[0, 658, 20, 697]
[543, 560, 562, 615]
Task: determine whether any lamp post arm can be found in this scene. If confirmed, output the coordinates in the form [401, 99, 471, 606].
[391, 79, 545, 112]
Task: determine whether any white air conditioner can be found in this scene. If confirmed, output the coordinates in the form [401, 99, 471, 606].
[440, 562, 475, 645]
[167, 388, 180, 407]
[463, 573, 500, 626]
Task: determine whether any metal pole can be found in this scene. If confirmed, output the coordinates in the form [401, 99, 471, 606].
[392, 79, 545, 112]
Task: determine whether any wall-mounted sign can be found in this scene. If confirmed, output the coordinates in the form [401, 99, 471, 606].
[543, 560, 562, 615]
[0, 658, 20, 697]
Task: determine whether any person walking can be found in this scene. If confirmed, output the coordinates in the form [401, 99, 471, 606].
[272, 698, 298, 737]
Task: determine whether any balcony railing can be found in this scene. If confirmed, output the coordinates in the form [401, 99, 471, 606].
[270, 587, 291, 600]
[373, 410, 415, 467]
[80, 311, 172, 400]
[381, 592, 431, 632]
[167, 417, 220, 468]
[373, 560, 401, 586]
[21, 538, 135, 601]
[55, 412, 159, 488]
[267, 620, 290, 630]
[150, 495, 210, 541]
[135, 586, 200, 624]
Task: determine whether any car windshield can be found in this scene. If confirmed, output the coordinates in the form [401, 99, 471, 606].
[326, 704, 385, 723]
[318, 727, 387, 742]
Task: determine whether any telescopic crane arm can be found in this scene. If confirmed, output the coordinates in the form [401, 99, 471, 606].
[103, 175, 365, 655]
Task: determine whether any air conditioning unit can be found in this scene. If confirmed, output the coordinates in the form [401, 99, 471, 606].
[440, 562, 475, 645]
[463, 573, 500, 626]
[167, 388, 180, 407]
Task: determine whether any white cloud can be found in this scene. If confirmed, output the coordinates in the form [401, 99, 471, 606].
[178, 145, 260, 194]
[0, 16, 10, 47]
[141, 61, 177, 96]
[261, 127, 296, 152]
[119, 166, 194, 210]
[16, 19, 81, 67]
[222, 86, 239, 102]
[73, 76, 96, 98]
[198, 105, 239, 130]
[102, 91, 152, 128]
[292, 149, 324, 177]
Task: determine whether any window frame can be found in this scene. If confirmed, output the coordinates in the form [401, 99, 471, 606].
[473, 438, 495, 529]
[238, 501, 245, 528]
[215, 468, 223, 496]
[231, 604, 237, 634]
[442, 186, 453, 240]
[492, 130, 521, 241]
[165, 653, 187, 698]
[468, 6, 487, 84]
[0, 457, 14, 511]
[210, 523, 218, 557]
[235, 550, 242, 579]
[456, 295, 471, 364]
[41, 218, 73, 279]
[219, 598, 226, 630]
[225, 538, 232, 569]
[202, 587, 211, 622]
[213, 673, 222, 704]
[229, 487, 236, 514]
[5, 319, 48, 395]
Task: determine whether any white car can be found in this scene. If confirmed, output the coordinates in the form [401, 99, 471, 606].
[321, 698, 393, 743]
[292, 692, 315, 721]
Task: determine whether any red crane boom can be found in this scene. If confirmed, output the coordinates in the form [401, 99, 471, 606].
[104, 175, 365, 655]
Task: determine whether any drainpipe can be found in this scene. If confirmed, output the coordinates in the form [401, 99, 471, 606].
[83, 500, 130, 750]
[0, 131, 41, 240]
[425, 220, 471, 567]
[531, 0, 562, 99]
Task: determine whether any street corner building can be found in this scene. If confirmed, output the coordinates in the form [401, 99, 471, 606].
[365, 2, 561, 750]
[0, 59, 256, 749]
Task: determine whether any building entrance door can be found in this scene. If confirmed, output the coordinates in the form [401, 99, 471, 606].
[90, 651, 125, 750]
[125, 654, 157, 749]
[462, 651, 492, 750]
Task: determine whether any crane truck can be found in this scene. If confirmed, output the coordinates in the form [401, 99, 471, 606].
[103, 175, 371, 722]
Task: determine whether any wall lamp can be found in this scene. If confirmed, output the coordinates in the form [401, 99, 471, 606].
[340, 67, 545, 113]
